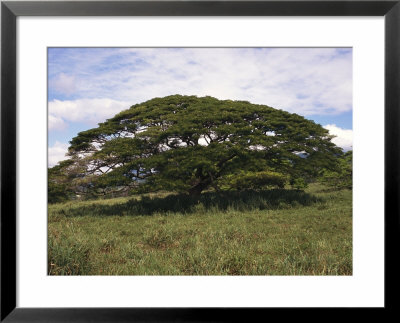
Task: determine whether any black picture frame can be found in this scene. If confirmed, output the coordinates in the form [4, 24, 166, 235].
[1, 0, 399, 321]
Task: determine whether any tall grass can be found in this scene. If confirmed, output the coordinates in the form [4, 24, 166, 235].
[48, 184, 352, 275]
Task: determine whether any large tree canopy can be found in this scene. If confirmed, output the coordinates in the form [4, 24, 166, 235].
[55, 95, 342, 197]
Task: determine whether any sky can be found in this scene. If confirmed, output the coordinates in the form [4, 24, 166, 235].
[48, 47, 352, 167]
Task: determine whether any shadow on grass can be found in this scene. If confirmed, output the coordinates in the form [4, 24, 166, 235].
[55, 189, 323, 217]
[316, 187, 351, 193]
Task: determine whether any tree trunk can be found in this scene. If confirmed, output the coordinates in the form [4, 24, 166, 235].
[188, 180, 211, 196]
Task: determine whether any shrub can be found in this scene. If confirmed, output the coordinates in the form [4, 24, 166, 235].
[319, 151, 352, 189]
[290, 177, 308, 190]
[220, 171, 287, 191]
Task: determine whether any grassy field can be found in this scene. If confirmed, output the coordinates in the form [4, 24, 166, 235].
[48, 183, 352, 275]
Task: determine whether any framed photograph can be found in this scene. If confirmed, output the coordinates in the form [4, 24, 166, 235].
[1, 0, 399, 321]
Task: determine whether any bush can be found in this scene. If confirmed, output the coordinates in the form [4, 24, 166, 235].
[48, 182, 71, 204]
[290, 177, 308, 190]
[319, 151, 352, 189]
[48, 160, 75, 203]
[220, 171, 287, 191]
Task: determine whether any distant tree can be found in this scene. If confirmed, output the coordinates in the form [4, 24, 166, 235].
[51, 95, 342, 197]
[319, 150, 352, 189]
[48, 160, 75, 203]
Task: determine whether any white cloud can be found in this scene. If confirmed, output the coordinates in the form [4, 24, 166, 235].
[48, 114, 67, 131]
[52, 73, 76, 96]
[48, 141, 70, 167]
[48, 48, 352, 117]
[48, 98, 129, 130]
[324, 124, 353, 151]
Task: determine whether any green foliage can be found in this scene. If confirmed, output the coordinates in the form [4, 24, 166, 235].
[48, 183, 70, 204]
[290, 177, 308, 190]
[220, 171, 287, 190]
[52, 95, 342, 198]
[319, 151, 352, 189]
[48, 160, 75, 203]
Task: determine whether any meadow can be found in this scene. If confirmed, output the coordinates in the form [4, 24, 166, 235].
[48, 183, 352, 275]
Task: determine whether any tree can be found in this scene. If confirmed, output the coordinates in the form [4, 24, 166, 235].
[319, 150, 352, 189]
[48, 159, 75, 203]
[55, 95, 342, 197]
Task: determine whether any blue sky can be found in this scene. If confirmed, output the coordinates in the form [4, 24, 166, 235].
[48, 47, 352, 166]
